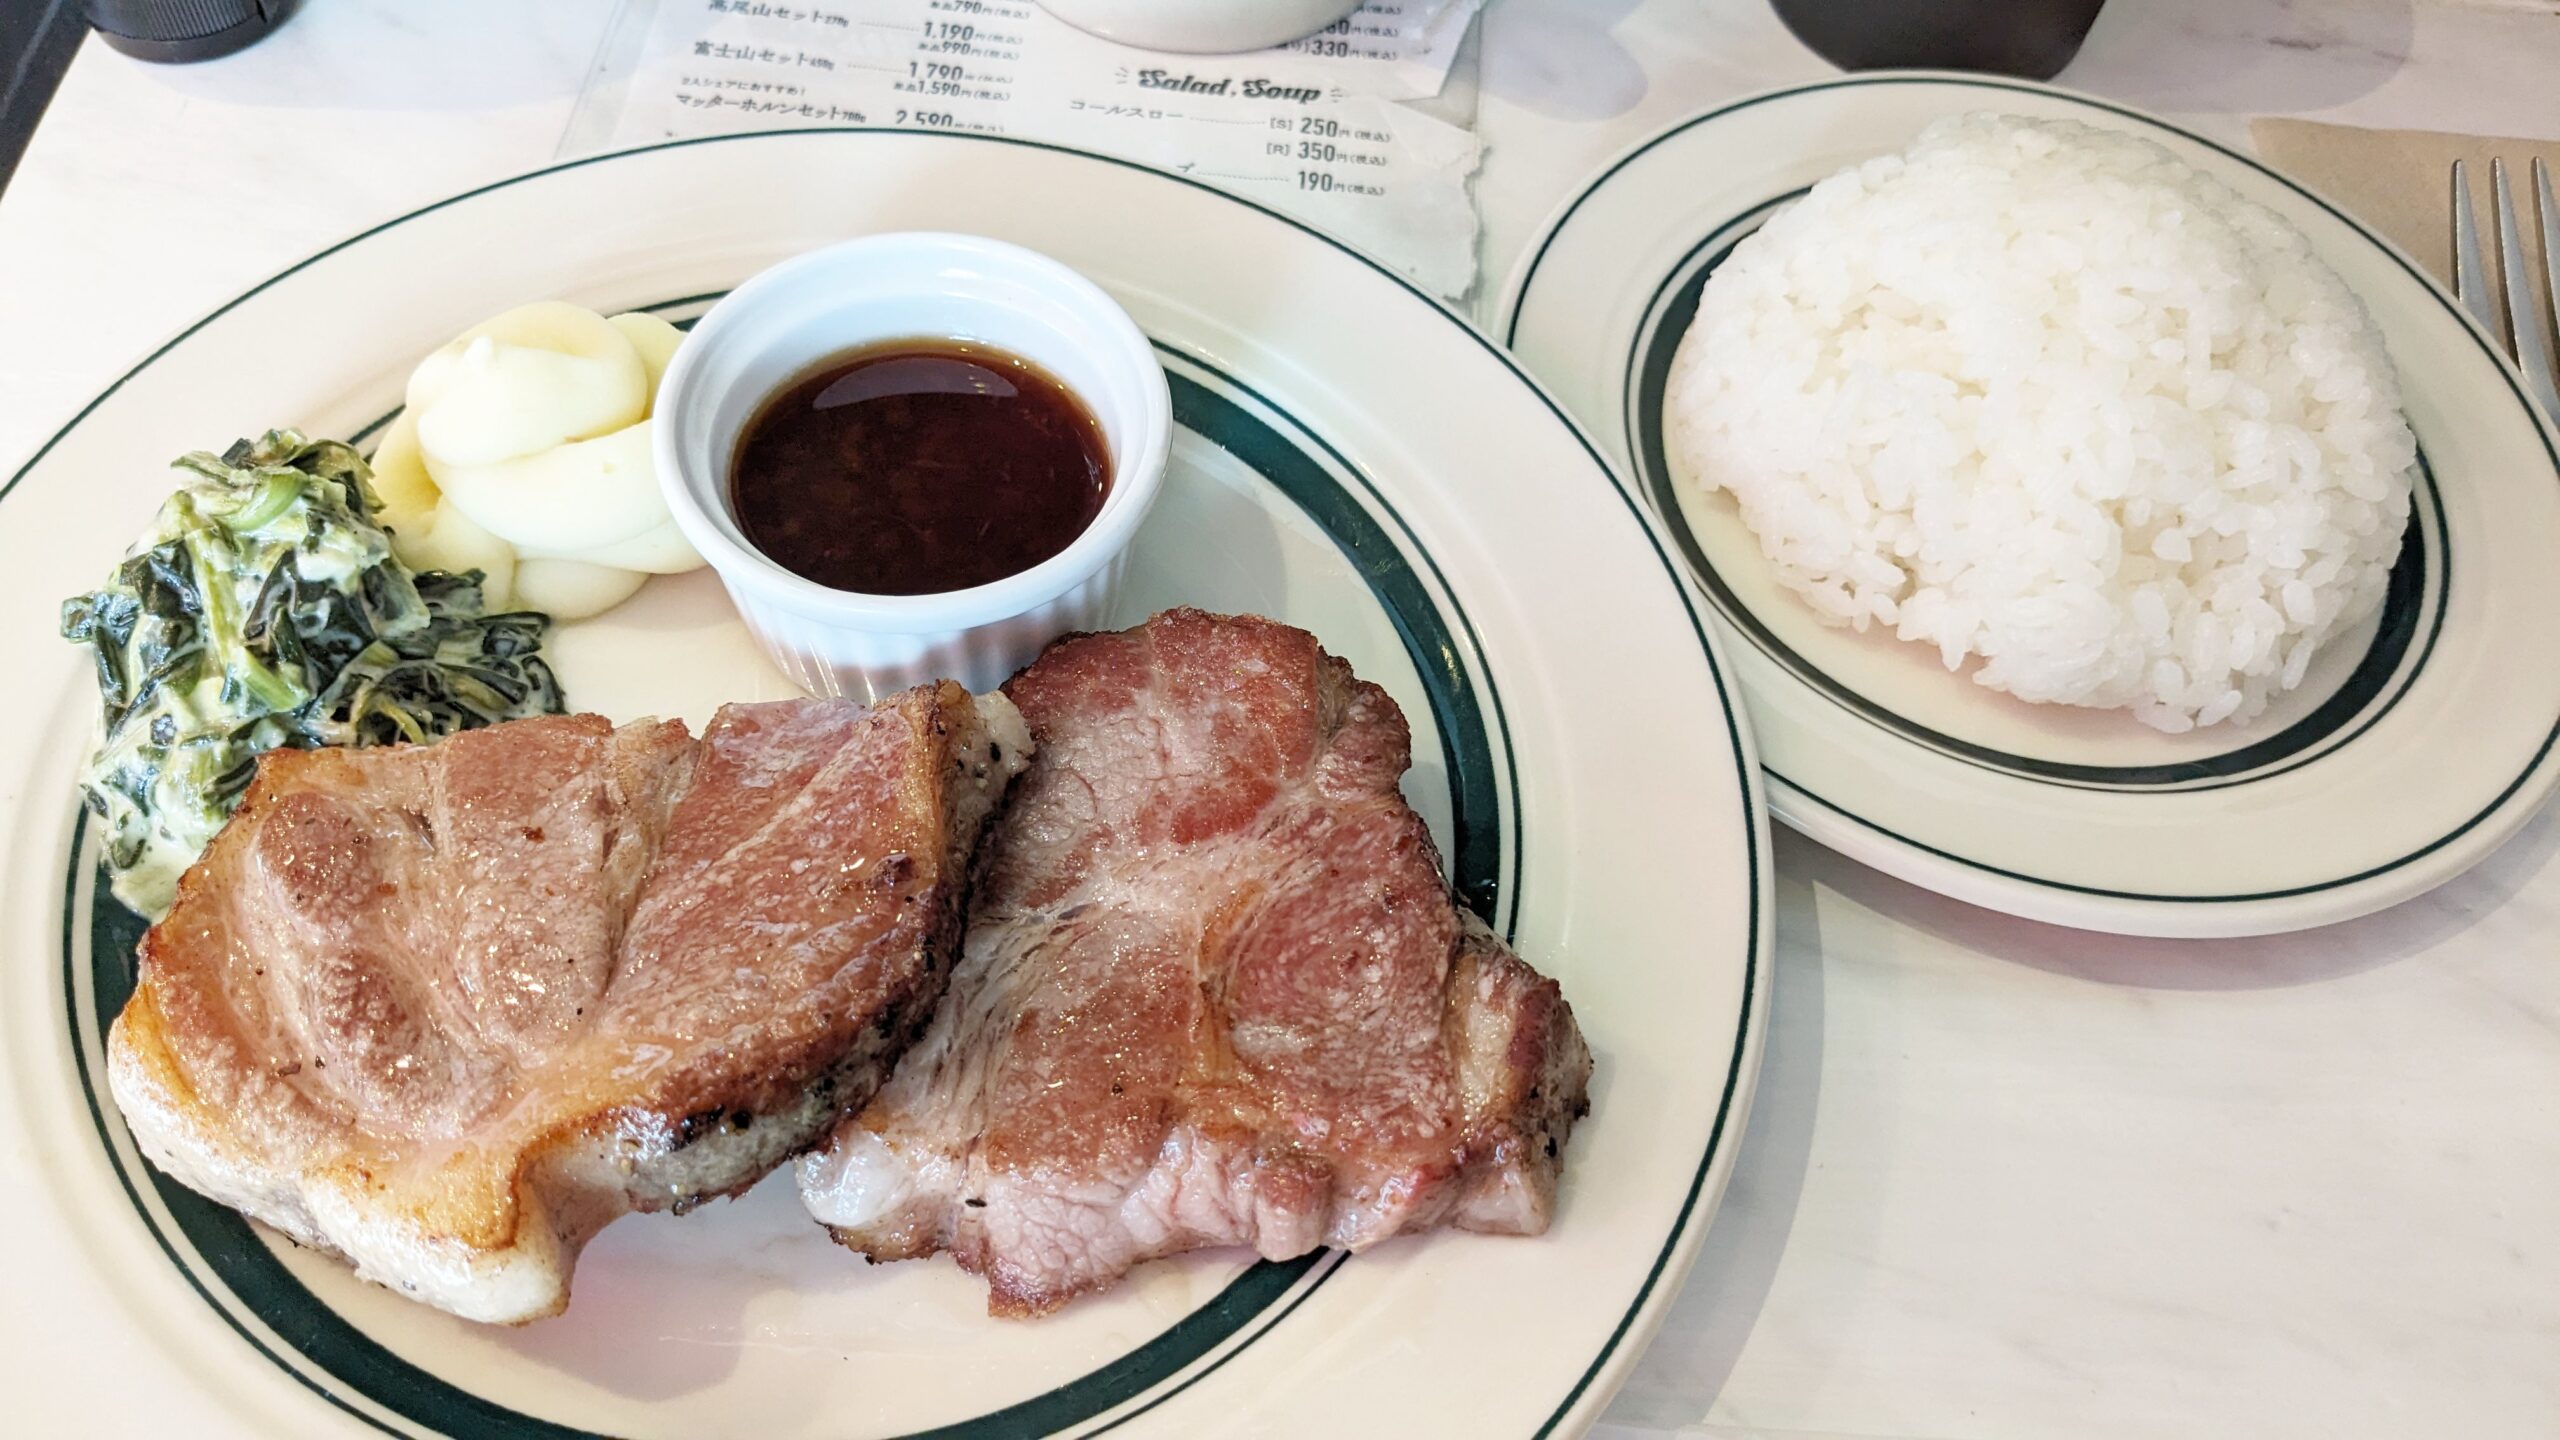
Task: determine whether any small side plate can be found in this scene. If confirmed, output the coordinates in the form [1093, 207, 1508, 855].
[1497, 72, 2560, 938]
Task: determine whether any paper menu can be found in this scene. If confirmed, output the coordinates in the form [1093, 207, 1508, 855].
[564, 0, 1485, 296]
[1259, 0, 1483, 101]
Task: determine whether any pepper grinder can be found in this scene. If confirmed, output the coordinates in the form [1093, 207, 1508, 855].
[86, 0, 291, 63]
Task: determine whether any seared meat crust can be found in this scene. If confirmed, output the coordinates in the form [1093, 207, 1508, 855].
[800, 611, 1592, 1315]
[109, 684, 1028, 1323]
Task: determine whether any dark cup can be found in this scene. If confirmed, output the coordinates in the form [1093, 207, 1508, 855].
[1772, 0, 2108, 81]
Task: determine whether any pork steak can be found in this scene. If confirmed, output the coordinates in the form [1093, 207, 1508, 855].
[799, 610, 1593, 1315]
[109, 683, 1029, 1323]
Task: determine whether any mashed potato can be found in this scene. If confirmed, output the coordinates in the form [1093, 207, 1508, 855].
[376, 303, 701, 619]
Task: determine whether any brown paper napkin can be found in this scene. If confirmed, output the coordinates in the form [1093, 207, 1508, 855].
[2251, 117, 2557, 335]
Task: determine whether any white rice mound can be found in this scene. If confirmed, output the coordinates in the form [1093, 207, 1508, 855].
[1666, 113, 2418, 733]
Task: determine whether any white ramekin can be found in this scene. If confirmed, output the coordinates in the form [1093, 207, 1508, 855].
[1035, 0, 1363, 53]
[656, 233, 1171, 700]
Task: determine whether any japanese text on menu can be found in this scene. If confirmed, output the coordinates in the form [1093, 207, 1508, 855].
[590, 0, 1484, 295]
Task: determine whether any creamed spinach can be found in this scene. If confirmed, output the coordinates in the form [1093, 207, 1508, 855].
[60, 430, 566, 918]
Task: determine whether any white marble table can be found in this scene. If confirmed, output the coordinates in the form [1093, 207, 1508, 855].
[6, 2, 2556, 1436]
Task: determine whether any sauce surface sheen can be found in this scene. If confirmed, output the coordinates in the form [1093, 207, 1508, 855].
[731, 341, 1109, 596]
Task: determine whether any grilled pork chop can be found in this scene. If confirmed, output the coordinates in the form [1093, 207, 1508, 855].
[799, 610, 1592, 1315]
[109, 683, 1028, 1324]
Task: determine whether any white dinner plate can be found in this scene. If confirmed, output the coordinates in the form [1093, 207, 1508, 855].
[0, 132, 1770, 1438]
[1496, 73, 2560, 938]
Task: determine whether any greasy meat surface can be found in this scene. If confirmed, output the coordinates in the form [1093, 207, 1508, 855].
[799, 610, 1592, 1315]
[109, 683, 1028, 1323]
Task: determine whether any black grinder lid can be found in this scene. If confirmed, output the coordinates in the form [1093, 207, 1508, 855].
[86, 0, 291, 64]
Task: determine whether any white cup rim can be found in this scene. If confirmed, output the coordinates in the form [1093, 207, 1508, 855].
[655, 232, 1171, 634]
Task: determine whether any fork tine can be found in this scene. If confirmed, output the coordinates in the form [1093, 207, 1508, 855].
[2538, 157, 2560, 369]
[2493, 158, 2560, 420]
[2453, 160, 2500, 337]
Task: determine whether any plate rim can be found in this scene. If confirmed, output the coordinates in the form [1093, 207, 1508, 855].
[1494, 70, 2560, 937]
[5, 126, 1775, 1438]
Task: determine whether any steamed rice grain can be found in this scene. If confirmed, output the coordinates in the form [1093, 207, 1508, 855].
[1665, 113, 2417, 733]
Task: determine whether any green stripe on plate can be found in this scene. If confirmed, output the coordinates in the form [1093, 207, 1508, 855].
[22, 124, 1759, 1440]
[1507, 70, 2558, 907]
[67, 347, 1512, 1440]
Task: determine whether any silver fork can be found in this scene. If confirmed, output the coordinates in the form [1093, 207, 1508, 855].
[2452, 156, 2560, 422]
